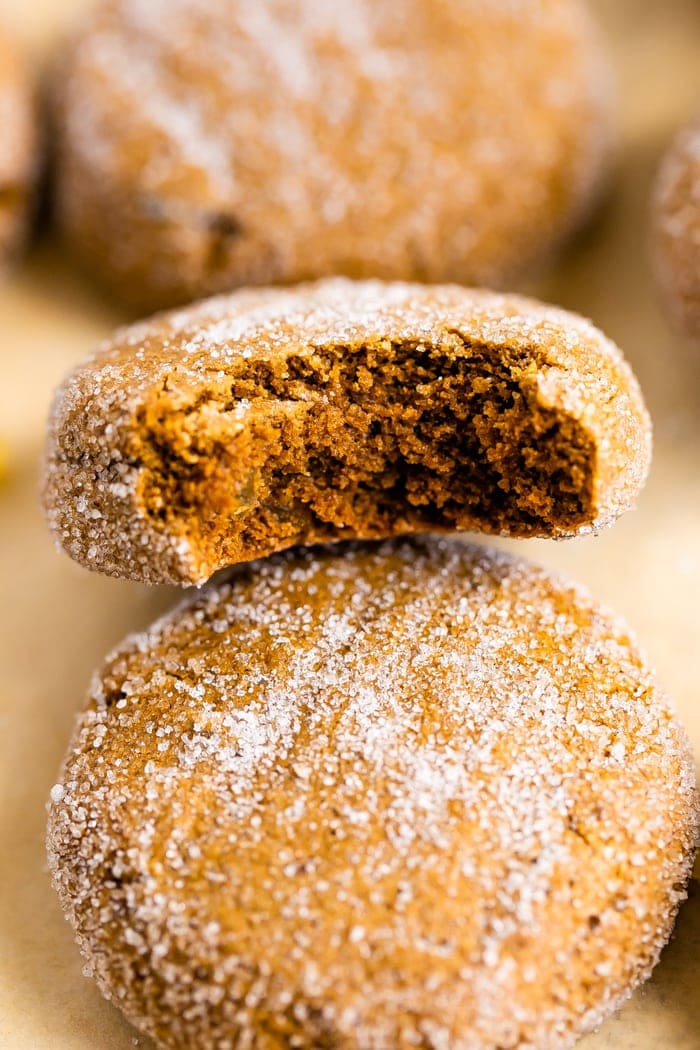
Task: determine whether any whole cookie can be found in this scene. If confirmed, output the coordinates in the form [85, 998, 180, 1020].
[47, 538, 699, 1050]
[54, 0, 614, 311]
[0, 31, 38, 271]
[43, 278, 651, 586]
[652, 115, 700, 342]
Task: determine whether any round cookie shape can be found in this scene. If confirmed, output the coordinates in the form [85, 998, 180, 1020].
[43, 278, 651, 586]
[652, 115, 700, 342]
[0, 31, 38, 272]
[54, 0, 614, 311]
[47, 537, 699, 1050]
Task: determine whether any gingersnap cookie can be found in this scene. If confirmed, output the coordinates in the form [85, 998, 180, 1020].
[0, 30, 38, 272]
[43, 279, 651, 587]
[47, 537, 699, 1050]
[53, 0, 614, 311]
[652, 115, 700, 342]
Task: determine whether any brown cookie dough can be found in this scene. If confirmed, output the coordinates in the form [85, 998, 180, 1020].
[0, 31, 38, 272]
[47, 537, 700, 1050]
[53, 0, 614, 312]
[651, 115, 700, 342]
[43, 279, 651, 586]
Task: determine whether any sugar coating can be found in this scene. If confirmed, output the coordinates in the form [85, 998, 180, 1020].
[53, 0, 614, 310]
[0, 31, 39, 271]
[652, 114, 700, 342]
[47, 537, 699, 1050]
[43, 278, 652, 586]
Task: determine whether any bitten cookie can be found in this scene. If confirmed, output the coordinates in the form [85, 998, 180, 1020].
[652, 115, 700, 342]
[53, 0, 614, 311]
[44, 279, 651, 586]
[47, 537, 699, 1050]
[0, 30, 38, 272]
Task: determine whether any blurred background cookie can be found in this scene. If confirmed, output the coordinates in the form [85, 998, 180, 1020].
[0, 29, 39, 273]
[652, 114, 700, 343]
[47, 537, 699, 1050]
[53, 0, 615, 312]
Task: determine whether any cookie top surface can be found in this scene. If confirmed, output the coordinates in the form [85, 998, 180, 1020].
[44, 279, 651, 586]
[652, 115, 700, 342]
[47, 537, 699, 1050]
[0, 30, 38, 269]
[55, 0, 613, 310]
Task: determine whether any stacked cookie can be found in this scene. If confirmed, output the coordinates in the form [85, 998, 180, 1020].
[45, 278, 698, 1050]
[39, 0, 699, 1048]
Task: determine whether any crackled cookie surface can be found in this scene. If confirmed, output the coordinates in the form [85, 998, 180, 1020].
[43, 279, 651, 586]
[54, 0, 613, 310]
[47, 538, 699, 1050]
[652, 115, 700, 342]
[0, 31, 38, 271]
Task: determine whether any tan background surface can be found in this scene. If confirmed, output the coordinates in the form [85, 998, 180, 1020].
[1, 1, 699, 1047]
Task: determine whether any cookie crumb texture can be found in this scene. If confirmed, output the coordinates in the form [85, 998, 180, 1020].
[54, 0, 614, 311]
[44, 280, 651, 586]
[0, 31, 38, 271]
[47, 538, 699, 1050]
[652, 115, 700, 342]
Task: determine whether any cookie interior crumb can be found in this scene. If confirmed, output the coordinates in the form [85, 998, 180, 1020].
[134, 336, 595, 572]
